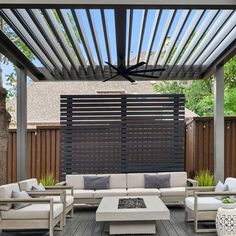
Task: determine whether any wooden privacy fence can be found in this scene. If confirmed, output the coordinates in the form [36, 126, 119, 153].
[7, 126, 60, 183]
[7, 117, 236, 183]
[186, 117, 236, 178]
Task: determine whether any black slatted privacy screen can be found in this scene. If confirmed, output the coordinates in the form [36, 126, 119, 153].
[60, 94, 185, 179]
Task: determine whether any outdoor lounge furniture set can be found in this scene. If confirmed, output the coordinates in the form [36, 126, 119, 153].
[0, 179, 74, 236]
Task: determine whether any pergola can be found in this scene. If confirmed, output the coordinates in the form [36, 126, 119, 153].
[0, 0, 235, 181]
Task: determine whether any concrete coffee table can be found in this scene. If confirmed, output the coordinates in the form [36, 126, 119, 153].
[96, 196, 170, 235]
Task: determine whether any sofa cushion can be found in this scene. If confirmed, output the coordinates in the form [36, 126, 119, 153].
[144, 174, 170, 188]
[12, 191, 31, 209]
[31, 183, 46, 191]
[0, 183, 20, 211]
[158, 172, 187, 187]
[224, 177, 236, 191]
[185, 197, 222, 211]
[94, 189, 127, 198]
[84, 176, 110, 190]
[127, 188, 160, 196]
[1, 203, 63, 220]
[159, 187, 185, 197]
[97, 174, 127, 189]
[127, 173, 156, 188]
[72, 190, 95, 198]
[45, 195, 74, 207]
[66, 175, 95, 189]
[18, 178, 38, 191]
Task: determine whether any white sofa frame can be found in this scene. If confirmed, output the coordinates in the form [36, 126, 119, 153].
[185, 186, 236, 233]
[0, 198, 63, 236]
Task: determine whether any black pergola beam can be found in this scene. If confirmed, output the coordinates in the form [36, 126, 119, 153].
[115, 9, 126, 68]
[0, 30, 45, 81]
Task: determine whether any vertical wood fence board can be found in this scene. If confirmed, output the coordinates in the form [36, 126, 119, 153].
[185, 117, 236, 178]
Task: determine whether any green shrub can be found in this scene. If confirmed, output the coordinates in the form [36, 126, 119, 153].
[194, 170, 215, 186]
[39, 174, 57, 186]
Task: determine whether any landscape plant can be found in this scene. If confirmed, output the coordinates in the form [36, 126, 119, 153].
[194, 169, 215, 186]
[39, 173, 57, 186]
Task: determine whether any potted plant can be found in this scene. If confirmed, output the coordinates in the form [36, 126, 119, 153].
[222, 197, 236, 209]
[194, 169, 215, 186]
[39, 173, 57, 186]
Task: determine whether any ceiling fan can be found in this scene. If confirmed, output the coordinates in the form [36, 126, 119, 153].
[103, 61, 165, 83]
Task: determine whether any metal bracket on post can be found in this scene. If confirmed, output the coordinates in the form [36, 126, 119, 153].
[16, 67, 27, 181]
[214, 65, 224, 182]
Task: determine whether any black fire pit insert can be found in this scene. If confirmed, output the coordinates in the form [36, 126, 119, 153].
[118, 198, 146, 209]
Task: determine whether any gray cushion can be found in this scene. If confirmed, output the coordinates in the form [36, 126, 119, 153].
[12, 191, 31, 210]
[144, 174, 170, 188]
[84, 176, 110, 190]
[31, 183, 45, 191]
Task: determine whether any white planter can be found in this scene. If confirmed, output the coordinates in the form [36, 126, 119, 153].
[216, 207, 236, 236]
[222, 203, 236, 209]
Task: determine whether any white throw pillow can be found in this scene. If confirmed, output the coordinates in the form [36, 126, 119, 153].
[31, 183, 45, 191]
[215, 181, 228, 200]
[224, 178, 236, 191]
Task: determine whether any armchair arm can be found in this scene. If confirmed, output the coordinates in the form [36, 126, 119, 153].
[27, 190, 66, 204]
[45, 186, 74, 196]
[0, 198, 52, 204]
[187, 178, 198, 187]
[185, 186, 215, 198]
[56, 181, 66, 186]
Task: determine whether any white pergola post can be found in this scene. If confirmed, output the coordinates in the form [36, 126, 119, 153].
[16, 67, 27, 181]
[214, 65, 224, 182]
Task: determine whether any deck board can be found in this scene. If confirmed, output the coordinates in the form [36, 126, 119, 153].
[0, 207, 217, 236]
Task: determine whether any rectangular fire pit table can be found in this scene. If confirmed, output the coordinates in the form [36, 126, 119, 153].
[96, 196, 170, 235]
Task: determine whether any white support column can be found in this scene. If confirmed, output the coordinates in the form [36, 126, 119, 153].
[16, 67, 27, 181]
[214, 65, 224, 182]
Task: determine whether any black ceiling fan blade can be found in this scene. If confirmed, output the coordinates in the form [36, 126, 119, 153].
[129, 68, 165, 74]
[103, 73, 120, 82]
[125, 62, 146, 72]
[105, 61, 119, 72]
[122, 74, 136, 83]
[130, 73, 161, 79]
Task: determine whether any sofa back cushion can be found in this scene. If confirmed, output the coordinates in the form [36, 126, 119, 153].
[97, 174, 126, 189]
[66, 174, 95, 189]
[127, 173, 156, 188]
[157, 172, 187, 187]
[0, 183, 20, 211]
[18, 178, 38, 191]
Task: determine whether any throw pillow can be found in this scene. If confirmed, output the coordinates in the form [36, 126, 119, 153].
[214, 181, 228, 200]
[12, 191, 31, 210]
[31, 183, 45, 191]
[84, 176, 110, 190]
[144, 174, 170, 188]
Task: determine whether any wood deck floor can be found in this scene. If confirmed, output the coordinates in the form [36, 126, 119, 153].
[0, 207, 217, 236]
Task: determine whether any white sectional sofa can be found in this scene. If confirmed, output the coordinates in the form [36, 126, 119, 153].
[60, 172, 197, 205]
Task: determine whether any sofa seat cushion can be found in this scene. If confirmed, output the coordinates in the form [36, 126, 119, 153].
[94, 189, 127, 198]
[1, 203, 63, 220]
[72, 190, 94, 198]
[127, 188, 160, 196]
[159, 187, 185, 197]
[185, 197, 222, 211]
[45, 196, 74, 207]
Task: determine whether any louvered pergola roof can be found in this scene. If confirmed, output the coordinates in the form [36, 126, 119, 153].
[0, 0, 235, 81]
